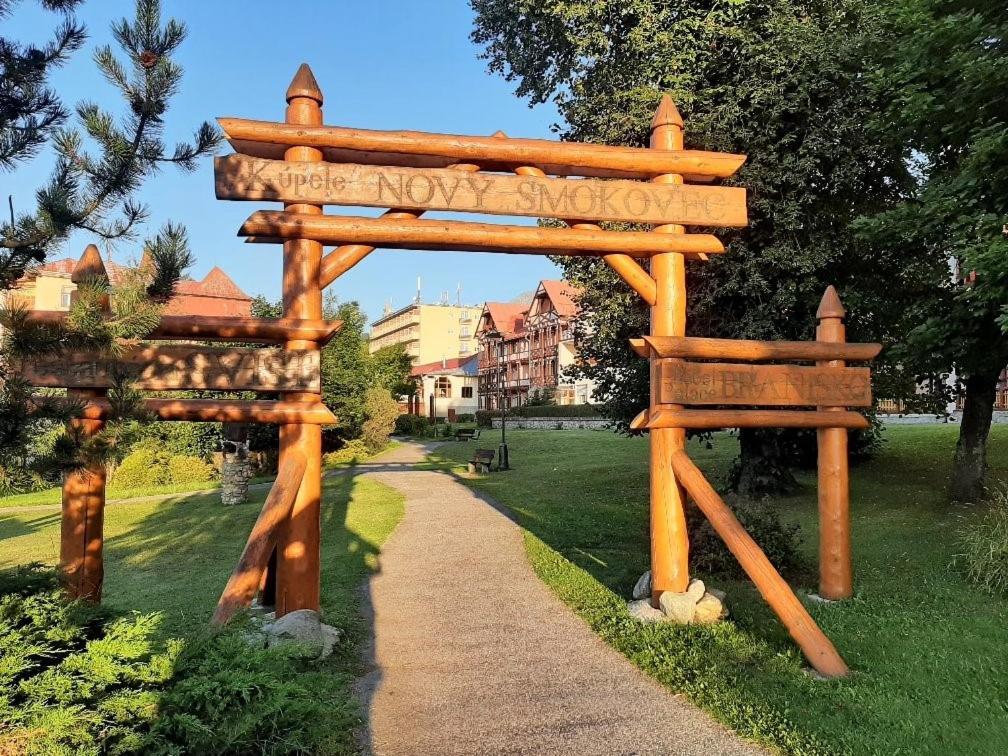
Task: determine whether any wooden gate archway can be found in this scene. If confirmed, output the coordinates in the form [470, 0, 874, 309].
[20, 64, 878, 680]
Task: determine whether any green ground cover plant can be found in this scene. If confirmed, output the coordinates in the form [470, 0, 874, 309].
[430, 425, 1008, 755]
[0, 470, 405, 753]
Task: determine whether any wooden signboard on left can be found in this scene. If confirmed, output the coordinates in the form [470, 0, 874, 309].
[17, 345, 320, 393]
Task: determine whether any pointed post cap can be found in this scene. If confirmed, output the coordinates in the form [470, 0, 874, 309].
[286, 63, 323, 104]
[72, 244, 108, 284]
[651, 94, 684, 131]
[817, 285, 846, 320]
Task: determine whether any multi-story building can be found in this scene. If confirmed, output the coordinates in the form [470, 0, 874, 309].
[407, 355, 479, 420]
[476, 280, 596, 409]
[3, 254, 252, 317]
[369, 302, 479, 364]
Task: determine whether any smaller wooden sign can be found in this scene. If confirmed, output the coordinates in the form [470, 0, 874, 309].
[215, 154, 748, 227]
[658, 361, 871, 408]
[18, 345, 320, 393]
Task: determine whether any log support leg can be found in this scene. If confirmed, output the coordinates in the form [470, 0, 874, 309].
[60, 388, 107, 601]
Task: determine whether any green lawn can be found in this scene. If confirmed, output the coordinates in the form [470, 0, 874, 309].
[0, 466, 404, 753]
[0, 475, 275, 510]
[431, 425, 1008, 756]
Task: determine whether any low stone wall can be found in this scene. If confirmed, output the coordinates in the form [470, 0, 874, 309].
[490, 417, 609, 430]
[879, 411, 1008, 425]
[491, 411, 1008, 430]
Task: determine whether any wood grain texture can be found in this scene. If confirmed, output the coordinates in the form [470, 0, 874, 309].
[215, 154, 748, 227]
[641, 335, 881, 362]
[276, 71, 324, 617]
[318, 163, 482, 288]
[648, 96, 691, 601]
[657, 361, 871, 408]
[670, 449, 849, 678]
[24, 312, 343, 345]
[238, 211, 726, 257]
[18, 345, 320, 392]
[218, 118, 747, 180]
[211, 453, 306, 625]
[647, 408, 870, 430]
[816, 288, 854, 600]
[34, 396, 338, 424]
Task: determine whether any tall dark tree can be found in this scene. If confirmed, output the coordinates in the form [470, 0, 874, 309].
[472, 0, 940, 493]
[856, 0, 1008, 501]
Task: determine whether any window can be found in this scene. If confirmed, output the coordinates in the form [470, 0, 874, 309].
[60, 287, 73, 308]
[436, 377, 451, 398]
[462, 386, 473, 398]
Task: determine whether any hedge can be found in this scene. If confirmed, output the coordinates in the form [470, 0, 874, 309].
[480, 404, 607, 419]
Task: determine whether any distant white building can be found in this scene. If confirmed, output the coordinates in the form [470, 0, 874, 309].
[407, 355, 479, 420]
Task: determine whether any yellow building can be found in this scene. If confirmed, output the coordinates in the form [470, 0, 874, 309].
[369, 302, 479, 364]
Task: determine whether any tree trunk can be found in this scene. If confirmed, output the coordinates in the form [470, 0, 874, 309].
[950, 365, 1002, 502]
[731, 428, 801, 497]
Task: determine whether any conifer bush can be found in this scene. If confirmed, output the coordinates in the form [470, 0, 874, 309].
[0, 565, 358, 755]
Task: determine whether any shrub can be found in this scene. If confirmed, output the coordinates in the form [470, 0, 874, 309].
[454, 413, 475, 423]
[688, 495, 804, 579]
[0, 565, 356, 755]
[0, 565, 175, 755]
[112, 448, 171, 489]
[323, 438, 370, 467]
[168, 455, 216, 485]
[394, 413, 430, 435]
[955, 486, 1008, 595]
[361, 387, 398, 452]
[145, 625, 353, 755]
[475, 409, 493, 428]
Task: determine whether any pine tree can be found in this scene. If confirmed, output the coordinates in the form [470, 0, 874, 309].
[0, 0, 221, 488]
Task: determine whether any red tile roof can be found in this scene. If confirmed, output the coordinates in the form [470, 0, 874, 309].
[411, 355, 478, 376]
[539, 279, 579, 318]
[482, 302, 528, 339]
[32, 256, 251, 317]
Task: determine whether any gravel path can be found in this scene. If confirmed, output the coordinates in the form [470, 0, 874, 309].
[353, 439, 764, 756]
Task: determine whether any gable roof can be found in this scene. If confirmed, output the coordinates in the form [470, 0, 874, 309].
[481, 302, 527, 339]
[539, 279, 579, 317]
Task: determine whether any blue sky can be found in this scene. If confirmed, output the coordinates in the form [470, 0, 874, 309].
[7, 1, 563, 323]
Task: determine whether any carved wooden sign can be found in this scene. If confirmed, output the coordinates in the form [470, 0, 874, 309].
[18, 345, 320, 393]
[215, 154, 748, 227]
[658, 361, 871, 408]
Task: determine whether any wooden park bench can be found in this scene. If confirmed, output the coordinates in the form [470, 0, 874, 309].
[467, 448, 495, 474]
[455, 428, 480, 441]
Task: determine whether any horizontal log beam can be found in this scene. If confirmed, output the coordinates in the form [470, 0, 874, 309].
[669, 449, 849, 678]
[646, 408, 870, 430]
[218, 119, 747, 181]
[215, 155, 749, 227]
[32, 396, 338, 424]
[238, 211, 725, 258]
[24, 312, 342, 345]
[639, 335, 881, 362]
[211, 454, 306, 625]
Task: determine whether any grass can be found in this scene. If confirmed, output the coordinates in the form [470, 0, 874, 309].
[0, 462, 405, 753]
[0, 475, 274, 510]
[431, 424, 1008, 755]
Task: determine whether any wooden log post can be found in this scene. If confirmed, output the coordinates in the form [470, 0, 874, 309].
[816, 286, 853, 600]
[60, 245, 109, 601]
[211, 452, 307, 625]
[669, 449, 849, 678]
[649, 95, 691, 604]
[275, 64, 325, 616]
